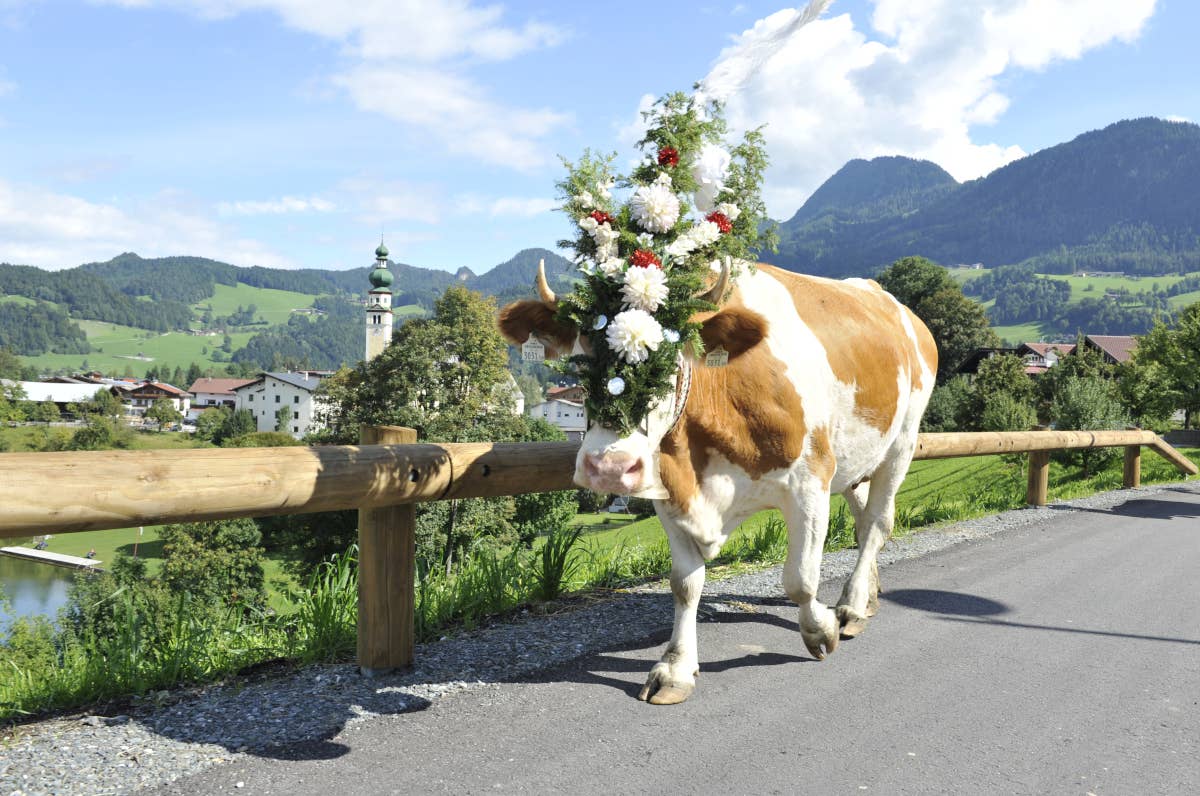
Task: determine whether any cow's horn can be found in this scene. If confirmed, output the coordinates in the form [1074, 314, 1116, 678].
[695, 256, 731, 304]
[536, 259, 557, 307]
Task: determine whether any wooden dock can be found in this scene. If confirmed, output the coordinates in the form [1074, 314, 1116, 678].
[0, 547, 103, 570]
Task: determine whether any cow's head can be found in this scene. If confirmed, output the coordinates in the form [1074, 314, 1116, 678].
[499, 260, 767, 497]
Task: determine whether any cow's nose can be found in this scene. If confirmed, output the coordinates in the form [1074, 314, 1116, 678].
[581, 452, 645, 493]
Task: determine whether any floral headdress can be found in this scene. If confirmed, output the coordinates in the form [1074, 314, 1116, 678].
[551, 91, 777, 434]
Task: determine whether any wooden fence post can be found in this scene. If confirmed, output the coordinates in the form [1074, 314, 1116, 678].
[1026, 451, 1050, 506]
[358, 425, 418, 676]
[1123, 446, 1142, 489]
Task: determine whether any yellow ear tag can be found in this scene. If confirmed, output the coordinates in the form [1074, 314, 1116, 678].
[521, 335, 545, 363]
[704, 346, 729, 367]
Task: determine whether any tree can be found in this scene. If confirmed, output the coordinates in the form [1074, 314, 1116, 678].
[158, 519, 268, 609]
[1130, 303, 1200, 428]
[215, 408, 256, 445]
[194, 406, 230, 441]
[964, 354, 1037, 431]
[32, 400, 60, 423]
[876, 256, 998, 380]
[275, 405, 291, 433]
[145, 397, 182, 429]
[1049, 376, 1130, 474]
[921, 375, 971, 432]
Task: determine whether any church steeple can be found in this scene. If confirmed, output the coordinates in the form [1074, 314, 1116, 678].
[365, 239, 394, 360]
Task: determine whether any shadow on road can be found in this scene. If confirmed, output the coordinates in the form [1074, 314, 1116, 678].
[1047, 489, 1200, 521]
[938, 615, 1200, 646]
[882, 588, 1010, 616]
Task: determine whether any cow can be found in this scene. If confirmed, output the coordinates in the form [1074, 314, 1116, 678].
[499, 260, 937, 704]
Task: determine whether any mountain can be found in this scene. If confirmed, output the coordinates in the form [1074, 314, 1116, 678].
[772, 118, 1200, 278]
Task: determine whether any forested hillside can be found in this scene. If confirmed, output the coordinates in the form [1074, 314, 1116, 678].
[1, 246, 578, 375]
[772, 118, 1200, 278]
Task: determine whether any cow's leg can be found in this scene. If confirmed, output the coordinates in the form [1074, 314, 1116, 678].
[836, 446, 912, 637]
[781, 483, 839, 660]
[639, 518, 705, 705]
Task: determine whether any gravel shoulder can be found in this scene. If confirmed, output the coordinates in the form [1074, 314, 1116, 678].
[3, 480, 1197, 796]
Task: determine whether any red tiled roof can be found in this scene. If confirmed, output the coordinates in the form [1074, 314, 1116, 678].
[1019, 342, 1076, 357]
[1085, 335, 1138, 363]
[188, 377, 256, 395]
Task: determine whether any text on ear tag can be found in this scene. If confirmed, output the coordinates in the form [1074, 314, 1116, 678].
[522, 335, 546, 363]
[704, 346, 729, 367]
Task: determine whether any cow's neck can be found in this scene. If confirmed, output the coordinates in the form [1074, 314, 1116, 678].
[657, 342, 808, 512]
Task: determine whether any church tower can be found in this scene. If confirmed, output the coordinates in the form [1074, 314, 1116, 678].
[365, 241, 394, 361]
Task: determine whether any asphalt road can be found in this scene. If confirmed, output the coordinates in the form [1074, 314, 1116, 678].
[158, 487, 1200, 795]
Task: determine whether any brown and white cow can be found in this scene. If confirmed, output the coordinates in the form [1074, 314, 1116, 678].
[499, 261, 937, 704]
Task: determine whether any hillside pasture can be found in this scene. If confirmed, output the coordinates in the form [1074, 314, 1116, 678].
[191, 283, 317, 324]
[1057, 272, 1190, 304]
[22, 320, 257, 377]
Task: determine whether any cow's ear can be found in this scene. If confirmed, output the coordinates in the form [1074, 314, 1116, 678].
[697, 306, 768, 360]
[498, 300, 578, 358]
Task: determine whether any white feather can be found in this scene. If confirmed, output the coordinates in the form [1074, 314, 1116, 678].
[696, 0, 832, 105]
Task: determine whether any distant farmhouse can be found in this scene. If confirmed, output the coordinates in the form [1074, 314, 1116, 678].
[956, 334, 1138, 376]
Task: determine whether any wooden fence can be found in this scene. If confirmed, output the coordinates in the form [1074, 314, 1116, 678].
[0, 428, 1194, 673]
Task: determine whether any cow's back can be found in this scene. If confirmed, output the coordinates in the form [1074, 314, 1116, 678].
[741, 264, 936, 491]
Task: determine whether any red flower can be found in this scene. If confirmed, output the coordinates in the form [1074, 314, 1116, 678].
[590, 209, 614, 226]
[657, 147, 680, 167]
[629, 249, 662, 269]
[706, 211, 732, 234]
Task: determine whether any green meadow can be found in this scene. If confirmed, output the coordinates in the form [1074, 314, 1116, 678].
[190, 282, 316, 324]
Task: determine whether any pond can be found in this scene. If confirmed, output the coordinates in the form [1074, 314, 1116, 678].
[0, 549, 78, 631]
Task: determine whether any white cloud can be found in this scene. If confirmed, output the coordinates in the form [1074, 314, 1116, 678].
[487, 197, 557, 218]
[100, 0, 570, 170]
[0, 180, 293, 269]
[332, 66, 571, 171]
[0, 76, 13, 97]
[338, 177, 444, 226]
[710, 0, 1156, 218]
[217, 195, 335, 216]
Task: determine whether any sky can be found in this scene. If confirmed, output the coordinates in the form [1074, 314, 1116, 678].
[0, 0, 1194, 274]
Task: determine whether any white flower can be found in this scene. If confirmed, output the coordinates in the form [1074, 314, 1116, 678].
[579, 215, 599, 234]
[593, 225, 620, 262]
[717, 202, 741, 221]
[598, 257, 626, 278]
[606, 309, 664, 364]
[654, 171, 673, 188]
[576, 191, 595, 209]
[599, 179, 614, 200]
[621, 265, 670, 312]
[607, 376, 626, 395]
[636, 232, 654, 247]
[665, 236, 697, 259]
[629, 181, 680, 233]
[692, 143, 730, 212]
[690, 220, 721, 249]
[663, 329, 680, 343]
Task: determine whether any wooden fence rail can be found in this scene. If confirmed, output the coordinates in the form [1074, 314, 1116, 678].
[0, 429, 1194, 672]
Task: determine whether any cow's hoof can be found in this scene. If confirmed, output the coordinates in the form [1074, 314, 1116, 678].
[800, 621, 839, 660]
[638, 664, 695, 705]
[836, 605, 868, 639]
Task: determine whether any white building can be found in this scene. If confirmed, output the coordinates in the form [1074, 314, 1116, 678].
[232, 371, 330, 438]
[528, 398, 587, 441]
[185, 377, 255, 422]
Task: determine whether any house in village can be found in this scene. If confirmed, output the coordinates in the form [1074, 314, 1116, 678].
[956, 334, 1138, 377]
[232, 371, 330, 438]
[122, 382, 191, 419]
[186, 377, 256, 423]
[2, 380, 123, 416]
